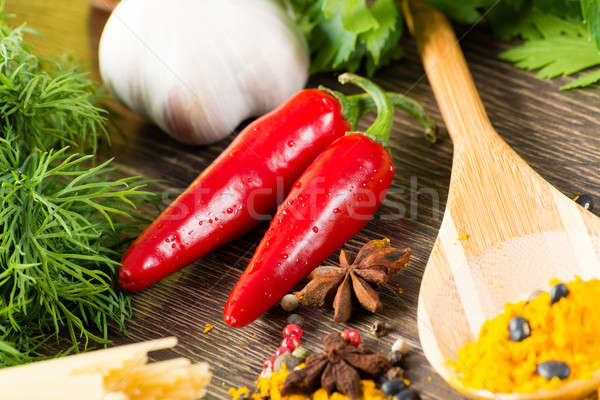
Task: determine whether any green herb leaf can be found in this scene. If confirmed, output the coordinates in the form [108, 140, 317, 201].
[0, 5, 157, 365]
[581, 0, 600, 48]
[487, 3, 542, 40]
[0, 140, 156, 366]
[560, 68, 600, 89]
[498, 9, 600, 89]
[340, 0, 379, 34]
[0, 19, 107, 154]
[322, 0, 341, 18]
[288, 0, 403, 75]
[362, 0, 400, 66]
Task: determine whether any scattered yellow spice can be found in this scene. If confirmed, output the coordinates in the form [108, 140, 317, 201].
[453, 277, 600, 394]
[228, 386, 251, 399]
[203, 323, 214, 334]
[457, 232, 469, 241]
[229, 364, 387, 400]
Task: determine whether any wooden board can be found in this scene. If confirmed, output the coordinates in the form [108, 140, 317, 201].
[5, 1, 600, 399]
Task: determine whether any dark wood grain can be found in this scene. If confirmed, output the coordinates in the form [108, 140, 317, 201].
[6, 1, 600, 399]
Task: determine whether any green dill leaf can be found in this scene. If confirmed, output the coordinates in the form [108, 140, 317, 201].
[0, 140, 154, 365]
[0, 6, 157, 366]
[0, 11, 107, 155]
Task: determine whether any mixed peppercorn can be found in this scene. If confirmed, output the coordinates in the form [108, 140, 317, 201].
[263, 324, 305, 372]
[234, 322, 421, 400]
[380, 338, 419, 400]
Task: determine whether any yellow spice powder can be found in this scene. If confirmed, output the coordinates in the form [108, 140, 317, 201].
[453, 277, 600, 393]
[228, 364, 388, 400]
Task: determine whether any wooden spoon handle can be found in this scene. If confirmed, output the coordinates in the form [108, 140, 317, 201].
[402, 0, 497, 147]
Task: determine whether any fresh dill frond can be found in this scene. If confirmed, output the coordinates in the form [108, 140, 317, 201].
[0, 4, 157, 365]
[0, 4, 107, 154]
[0, 140, 154, 366]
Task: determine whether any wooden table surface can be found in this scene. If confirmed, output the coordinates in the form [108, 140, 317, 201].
[7, 1, 600, 399]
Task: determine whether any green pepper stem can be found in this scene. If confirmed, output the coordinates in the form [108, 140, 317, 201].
[346, 93, 438, 143]
[320, 79, 437, 143]
[338, 73, 394, 146]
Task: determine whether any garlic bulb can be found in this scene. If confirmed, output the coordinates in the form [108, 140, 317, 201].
[99, 0, 309, 145]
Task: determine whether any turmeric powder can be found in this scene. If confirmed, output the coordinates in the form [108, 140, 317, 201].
[228, 364, 388, 400]
[453, 277, 600, 393]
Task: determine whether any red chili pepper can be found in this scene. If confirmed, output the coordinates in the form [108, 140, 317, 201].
[119, 89, 353, 291]
[224, 74, 395, 327]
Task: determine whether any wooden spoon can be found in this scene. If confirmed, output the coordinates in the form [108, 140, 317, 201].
[403, 1, 600, 399]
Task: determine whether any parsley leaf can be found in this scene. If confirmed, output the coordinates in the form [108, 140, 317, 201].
[290, 0, 600, 90]
[288, 0, 403, 75]
[363, 0, 401, 66]
[498, 9, 600, 89]
[581, 0, 600, 48]
[339, 0, 379, 33]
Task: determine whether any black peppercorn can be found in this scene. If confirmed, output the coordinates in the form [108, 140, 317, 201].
[574, 194, 594, 211]
[381, 380, 407, 396]
[370, 320, 387, 337]
[550, 283, 569, 304]
[537, 361, 570, 380]
[508, 316, 531, 342]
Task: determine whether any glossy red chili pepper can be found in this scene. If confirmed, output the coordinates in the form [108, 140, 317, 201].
[119, 89, 351, 291]
[224, 74, 395, 327]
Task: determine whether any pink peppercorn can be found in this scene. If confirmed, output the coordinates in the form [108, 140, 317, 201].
[283, 324, 303, 339]
[263, 357, 275, 370]
[343, 329, 361, 347]
[280, 336, 300, 352]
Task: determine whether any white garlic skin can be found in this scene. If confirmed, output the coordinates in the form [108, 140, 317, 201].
[99, 0, 309, 145]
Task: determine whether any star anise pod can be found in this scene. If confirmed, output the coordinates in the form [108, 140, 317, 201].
[295, 238, 411, 322]
[281, 332, 391, 400]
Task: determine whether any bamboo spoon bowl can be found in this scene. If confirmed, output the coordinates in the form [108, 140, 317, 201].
[403, 1, 600, 399]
